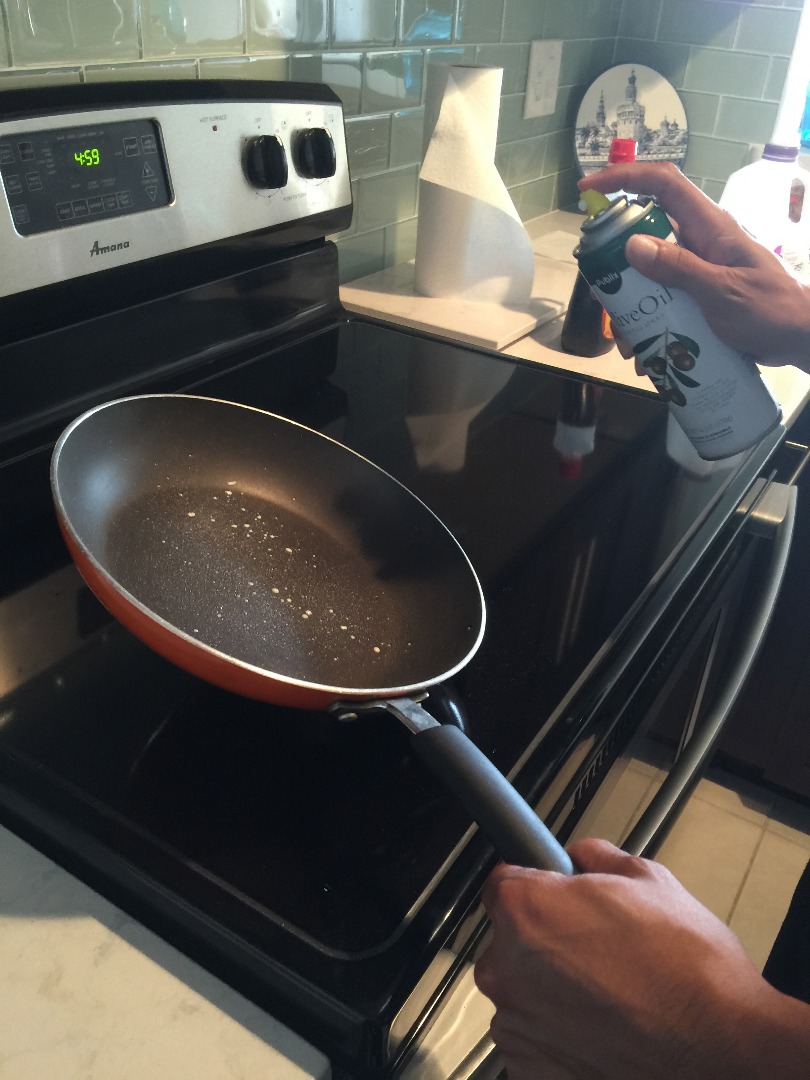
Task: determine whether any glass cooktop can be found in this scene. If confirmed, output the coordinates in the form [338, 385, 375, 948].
[0, 313, 772, 1068]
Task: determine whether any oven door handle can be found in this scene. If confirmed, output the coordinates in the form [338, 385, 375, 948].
[446, 483, 797, 1080]
[621, 480, 797, 859]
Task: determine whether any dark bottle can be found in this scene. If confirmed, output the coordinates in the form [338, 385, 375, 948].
[560, 271, 614, 356]
[553, 381, 602, 478]
[561, 136, 637, 357]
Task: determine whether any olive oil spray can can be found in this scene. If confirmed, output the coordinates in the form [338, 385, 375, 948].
[575, 193, 782, 460]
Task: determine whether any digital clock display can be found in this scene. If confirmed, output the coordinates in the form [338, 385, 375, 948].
[1, 117, 170, 236]
[74, 148, 101, 167]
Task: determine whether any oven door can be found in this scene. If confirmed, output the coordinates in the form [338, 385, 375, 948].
[566, 477, 796, 858]
[403, 477, 796, 1080]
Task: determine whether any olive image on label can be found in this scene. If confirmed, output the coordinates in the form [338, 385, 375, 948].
[575, 191, 782, 460]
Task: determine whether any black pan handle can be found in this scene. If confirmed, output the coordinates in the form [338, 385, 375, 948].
[333, 697, 574, 873]
[413, 724, 574, 873]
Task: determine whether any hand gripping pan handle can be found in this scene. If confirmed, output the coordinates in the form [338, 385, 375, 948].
[332, 697, 575, 874]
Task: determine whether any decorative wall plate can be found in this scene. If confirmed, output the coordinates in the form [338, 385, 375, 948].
[575, 63, 688, 175]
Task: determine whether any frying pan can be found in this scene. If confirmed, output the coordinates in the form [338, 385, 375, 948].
[51, 394, 573, 874]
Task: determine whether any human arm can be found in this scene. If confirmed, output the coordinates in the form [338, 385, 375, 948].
[579, 162, 810, 371]
[474, 838, 810, 1080]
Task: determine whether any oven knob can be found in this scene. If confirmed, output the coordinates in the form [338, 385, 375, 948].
[295, 128, 336, 179]
[244, 134, 288, 189]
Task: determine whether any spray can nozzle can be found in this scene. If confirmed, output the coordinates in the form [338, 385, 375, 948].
[580, 189, 612, 218]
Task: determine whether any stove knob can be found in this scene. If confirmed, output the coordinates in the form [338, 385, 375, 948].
[244, 134, 288, 189]
[295, 128, 336, 179]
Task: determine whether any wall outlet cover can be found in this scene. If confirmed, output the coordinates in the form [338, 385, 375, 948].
[524, 39, 562, 120]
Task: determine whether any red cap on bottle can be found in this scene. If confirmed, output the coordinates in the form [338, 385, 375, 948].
[557, 456, 582, 479]
[608, 138, 637, 164]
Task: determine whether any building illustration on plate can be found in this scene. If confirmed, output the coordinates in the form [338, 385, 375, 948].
[576, 69, 688, 172]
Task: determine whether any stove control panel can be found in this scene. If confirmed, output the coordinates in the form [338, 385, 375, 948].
[0, 85, 352, 299]
[1, 117, 173, 237]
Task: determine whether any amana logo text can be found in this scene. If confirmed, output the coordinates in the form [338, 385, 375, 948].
[90, 239, 130, 257]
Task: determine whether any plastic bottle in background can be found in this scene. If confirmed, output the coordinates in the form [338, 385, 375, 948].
[562, 138, 637, 357]
[603, 137, 637, 200]
[719, 143, 810, 282]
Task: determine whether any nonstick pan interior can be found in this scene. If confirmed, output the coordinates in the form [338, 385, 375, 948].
[52, 395, 485, 700]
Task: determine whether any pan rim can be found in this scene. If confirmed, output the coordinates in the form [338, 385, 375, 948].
[51, 393, 487, 699]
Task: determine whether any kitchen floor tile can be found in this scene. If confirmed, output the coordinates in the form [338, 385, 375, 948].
[728, 829, 810, 970]
[654, 793, 765, 922]
[659, 770, 810, 973]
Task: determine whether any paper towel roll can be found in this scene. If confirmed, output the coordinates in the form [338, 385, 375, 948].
[414, 64, 535, 306]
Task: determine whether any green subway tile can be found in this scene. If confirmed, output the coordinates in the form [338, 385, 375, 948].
[683, 132, 750, 180]
[335, 1, 396, 47]
[390, 108, 425, 167]
[200, 55, 289, 81]
[618, 0, 662, 40]
[542, 128, 576, 176]
[335, 229, 387, 283]
[555, 165, 582, 210]
[0, 68, 82, 89]
[586, 38, 615, 84]
[246, 0, 327, 51]
[400, 0, 455, 45]
[344, 114, 391, 178]
[555, 83, 582, 130]
[355, 166, 418, 232]
[458, 0, 505, 44]
[6, 0, 139, 66]
[502, 80, 577, 143]
[701, 178, 727, 202]
[559, 37, 616, 92]
[507, 135, 547, 185]
[684, 49, 770, 97]
[424, 45, 476, 67]
[494, 142, 512, 183]
[513, 173, 555, 220]
[715, 96, 779, 145]
[384, 216, 418, 266]
[362, 51, 423, 114]
[474, 44, 528, 96]
[657, 1, 738, 48]
[765, 57, 790, 103]
[290, 52, 362, 115]
[141, 0, 245, 58]
[612, 38, 691, 87]
[558, 38, 598, 90]
[543, 0, 621, 41]
[736, 6, 802, 57]
[497, 92, 530, 143]
[678, 90, 720, 137]
[502, 0, 547, 44]
[84, 60, 198, 82]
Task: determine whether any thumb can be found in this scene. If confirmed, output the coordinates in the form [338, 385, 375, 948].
[625, 232, 721, 297]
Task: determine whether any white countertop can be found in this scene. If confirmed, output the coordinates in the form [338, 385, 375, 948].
[341, 208, 810, 428]
[0, 824, 329, 1080]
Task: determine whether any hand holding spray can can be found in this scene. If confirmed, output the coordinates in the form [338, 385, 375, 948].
[575, 191, 782, 460]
